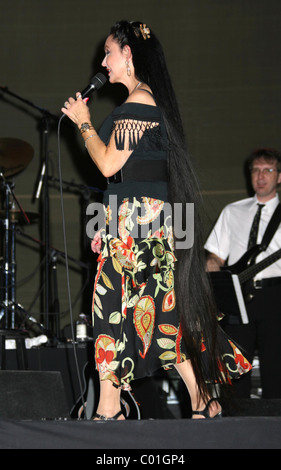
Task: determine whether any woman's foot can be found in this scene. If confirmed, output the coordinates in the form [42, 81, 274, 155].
[192, 398, 222, 419]
[93, 409, 125, 421]
[173, 361, 223, 420]
[94, 376, 125, 420]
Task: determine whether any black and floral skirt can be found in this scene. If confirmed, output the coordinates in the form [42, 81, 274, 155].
[92, 197, 252, 390]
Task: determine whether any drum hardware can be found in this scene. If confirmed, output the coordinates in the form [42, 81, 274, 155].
[8, 302, 51, 338]
[1, 85, 58, 333]
[0, 173, 92, 337]
[0, 209, 39, 225]
[0, 179, 38, 330]
[0, 187, 53, 337]
[0, 172, 34, 329]
[0, 207, 39, 328]
[0, 87, 99, 337]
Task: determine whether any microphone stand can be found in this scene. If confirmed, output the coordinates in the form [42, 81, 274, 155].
[0, 85, 58, 333]
[50, 249, 60, 339]
[0, 85, 57, 121]
[41, 114, 51, 331]
[47, 176, 103, 195]
[47, 176, 104, 313]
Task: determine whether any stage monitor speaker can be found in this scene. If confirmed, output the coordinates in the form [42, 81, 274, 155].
[0, 370, 70, 420]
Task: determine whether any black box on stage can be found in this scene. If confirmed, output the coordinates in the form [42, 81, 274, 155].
[0, 370, 70, 420]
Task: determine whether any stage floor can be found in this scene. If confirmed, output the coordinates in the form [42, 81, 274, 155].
[0, 416, 280, 449]
[1, 344, 281, 449]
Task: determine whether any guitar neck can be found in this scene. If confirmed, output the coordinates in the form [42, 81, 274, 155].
[239, 248, 281, 283]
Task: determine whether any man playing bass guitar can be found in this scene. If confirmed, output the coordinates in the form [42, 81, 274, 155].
[205, 148, 281, 400]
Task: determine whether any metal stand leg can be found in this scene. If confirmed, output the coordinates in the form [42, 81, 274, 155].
[3, 181, 11, 329]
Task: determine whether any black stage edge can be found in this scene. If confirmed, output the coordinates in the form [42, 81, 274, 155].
[0, 417, 280, 449]
[2, 344, 281, 449]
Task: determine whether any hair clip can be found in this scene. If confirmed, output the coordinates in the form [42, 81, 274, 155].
[140, 24, 151, 40]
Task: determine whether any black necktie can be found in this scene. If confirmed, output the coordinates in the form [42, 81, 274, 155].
[247, 203, 265, 249]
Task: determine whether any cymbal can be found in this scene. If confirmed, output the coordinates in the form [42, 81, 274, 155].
[0, 210, 39, 224]
[0, 138, 34, 178]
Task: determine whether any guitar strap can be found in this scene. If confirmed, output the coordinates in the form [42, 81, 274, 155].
[260, 203, 281, 251]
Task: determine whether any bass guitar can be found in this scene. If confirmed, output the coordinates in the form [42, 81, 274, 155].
[209, 244, 281, 318]
[223, 244, 281, 286]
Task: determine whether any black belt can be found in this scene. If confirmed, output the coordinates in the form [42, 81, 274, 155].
[107, 159, 168, 184]
[252, 277, 281, 289]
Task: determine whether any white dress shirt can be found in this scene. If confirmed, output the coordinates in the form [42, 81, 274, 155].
[204, 194, 281, 280]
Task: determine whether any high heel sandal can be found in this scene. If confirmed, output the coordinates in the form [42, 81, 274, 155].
[192, 398, 223, 419]
[94, 410, 124, 421]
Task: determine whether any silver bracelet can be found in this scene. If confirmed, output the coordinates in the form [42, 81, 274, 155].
[84, 133, 97, 148]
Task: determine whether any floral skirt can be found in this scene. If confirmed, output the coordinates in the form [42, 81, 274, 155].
[91, 197, 252, 390]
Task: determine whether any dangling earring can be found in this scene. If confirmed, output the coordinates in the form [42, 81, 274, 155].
[125, 60, 131, 77]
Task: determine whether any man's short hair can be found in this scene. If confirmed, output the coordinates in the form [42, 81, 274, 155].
[247, 148, 281, 172]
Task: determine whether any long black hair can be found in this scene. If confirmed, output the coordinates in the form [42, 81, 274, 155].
[110, 21, 227, 399]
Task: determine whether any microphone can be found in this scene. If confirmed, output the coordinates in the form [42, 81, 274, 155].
[61, 73, 107, 120]
[80, 73, 107, 99]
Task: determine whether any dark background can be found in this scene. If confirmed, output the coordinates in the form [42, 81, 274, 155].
[1, 0, 281, 333]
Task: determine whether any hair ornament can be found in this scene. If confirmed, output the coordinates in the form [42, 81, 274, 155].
[139, 23, 151, 40]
